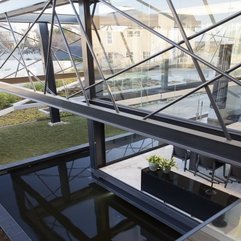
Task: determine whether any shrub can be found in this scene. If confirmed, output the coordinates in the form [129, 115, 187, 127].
[23, 78, 77, 92]
[0, 93, 21, 110]
[24, 82, 44, 91]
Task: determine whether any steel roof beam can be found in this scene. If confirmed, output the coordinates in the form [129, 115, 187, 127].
[0, 82, 240, 166]
[2, 13, 78, 23]
[0, 0, 82, 20]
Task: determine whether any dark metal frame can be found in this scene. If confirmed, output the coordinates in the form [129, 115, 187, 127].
[39, 22, 61, 123]
[176, 199, 241, 241]
[93, 169, 198, 234]
[9, 153, 181, 241]
[3, 13, 78, 24]
[1, 0, 241, 234]
[79, 0, 107, 169]
[166, 0, 230, 140]
[1, 81, 241, 165]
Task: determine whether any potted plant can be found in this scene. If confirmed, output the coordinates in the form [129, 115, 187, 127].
[159, 157, 176, 174]
[146, 155, 161, 171]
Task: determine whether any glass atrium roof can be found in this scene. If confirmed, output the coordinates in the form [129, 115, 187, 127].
[0, 0, 68, 18]
[0, 0, 47, 14]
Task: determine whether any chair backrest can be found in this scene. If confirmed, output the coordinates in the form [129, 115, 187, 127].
[172, 146, 189, 160]
[190, 152, 198, 162]
[189, 152, 198, 171]
[198, 155, 216, 169]
[231, 165, 241, 179]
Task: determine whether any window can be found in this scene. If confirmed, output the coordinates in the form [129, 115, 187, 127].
[126, 51, 133, 58]
[107, 52, 114, 64]
[127, 30, 140, 37]
[127, 30, 133, 37]
[107, 32, 112, 44]
[133, 30, 140, 37]
[143, 51, 150, 59]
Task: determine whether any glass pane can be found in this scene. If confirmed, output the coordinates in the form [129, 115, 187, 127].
[173, 0, 241, 30]
[189, 15, 241, 72]
[226, 82, 241, 132]
[106, 0, 182, 41]
[96, 50, 203, 103]
[185, 201, 241, 241]
[90, 0, 241, 117]
[140, 75, 241, 129]
[91, 2, 172, 78]
[105, 126, 162, 162]
[0, 23, 43, 78]
[0, 0, 48, 15]
[0, 109, 88, 164]
[51, 24, 83, 74]
[147, 86, 219, 125]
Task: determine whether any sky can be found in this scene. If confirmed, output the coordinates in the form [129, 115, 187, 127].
[0, 0, 241, 17]
[0, 0, 46, 14]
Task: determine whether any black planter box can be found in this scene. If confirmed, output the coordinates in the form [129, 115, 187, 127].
[141, 168, 238, 221]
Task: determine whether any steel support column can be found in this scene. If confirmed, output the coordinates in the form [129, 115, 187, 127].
[58, 163, 71, 200]
[88, 120, 106, 168]
[39, 22, 60, 123]
[212, 44, 233, 109]
[79, 0, 106, 168]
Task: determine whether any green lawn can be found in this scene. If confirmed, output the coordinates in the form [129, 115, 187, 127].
[0, 109, 124, 165]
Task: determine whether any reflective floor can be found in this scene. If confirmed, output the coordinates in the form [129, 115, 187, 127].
[185, 200, 241, 241]
[0, 152, 180, 241]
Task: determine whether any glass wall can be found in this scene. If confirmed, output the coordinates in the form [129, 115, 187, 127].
[105, 125, 162, 163]
[0, 19, 83, 99]
[183, 200, 241, 241]
[0, 108, 89, 165]
[0, 9, 85, 165]
[1, 0, 241, 164]
[0, 23, 42, 79]
[90, 0, 241, 131]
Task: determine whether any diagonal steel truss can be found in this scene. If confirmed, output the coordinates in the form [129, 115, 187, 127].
[1, 1, 241, 232]
[1, 0, 241, 145]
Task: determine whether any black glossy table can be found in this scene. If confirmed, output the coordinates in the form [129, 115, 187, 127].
[141, 168, 238, 221]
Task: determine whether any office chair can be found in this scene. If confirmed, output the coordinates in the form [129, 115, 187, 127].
[224, 165, 241, 188]
[171, 146, 190, 171]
